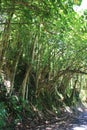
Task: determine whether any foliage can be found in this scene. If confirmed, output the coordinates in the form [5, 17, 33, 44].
[0, 103, 7, 128]
[0, 0, 87, 127]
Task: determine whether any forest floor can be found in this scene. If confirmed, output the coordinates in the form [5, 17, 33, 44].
[2, 102, 87, 130]
[14, 103, 87, 130]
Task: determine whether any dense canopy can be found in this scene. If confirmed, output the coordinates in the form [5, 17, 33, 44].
[0, 0, 87, 128]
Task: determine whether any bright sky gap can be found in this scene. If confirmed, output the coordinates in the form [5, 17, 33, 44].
[73, 0, 87, 14]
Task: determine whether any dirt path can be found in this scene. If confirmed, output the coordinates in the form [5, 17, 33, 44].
[70, 110, 87, 130]
[35, 107, 87, 130]
[14, 104, 87, 130]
